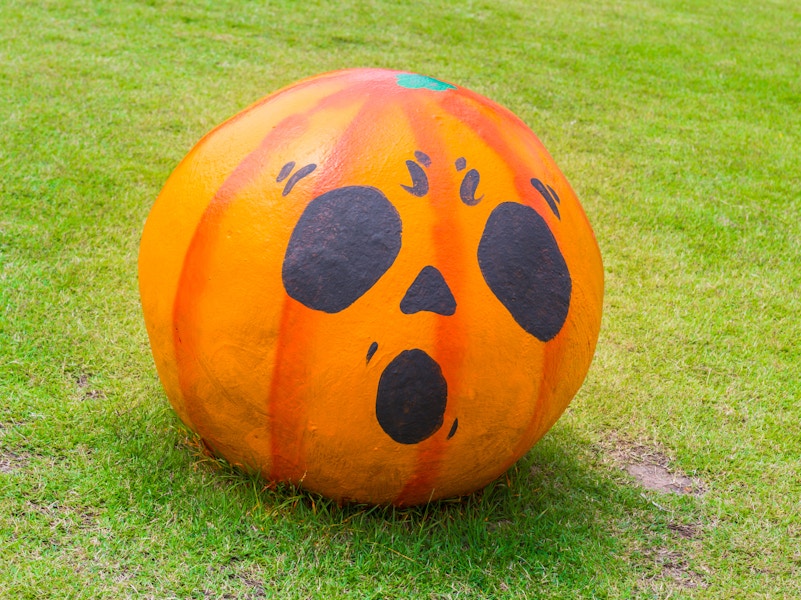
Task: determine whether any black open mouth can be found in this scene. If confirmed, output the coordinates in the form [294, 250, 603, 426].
[375, 349, 449, 444]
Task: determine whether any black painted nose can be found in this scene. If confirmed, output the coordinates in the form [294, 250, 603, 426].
[399, 266, 456, 316]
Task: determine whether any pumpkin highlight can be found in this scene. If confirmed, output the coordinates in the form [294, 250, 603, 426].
[138, 68, 604, 506]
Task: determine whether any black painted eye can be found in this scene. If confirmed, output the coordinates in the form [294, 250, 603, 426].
[477, 202, 571, 341]
[282, 186, 402, 313]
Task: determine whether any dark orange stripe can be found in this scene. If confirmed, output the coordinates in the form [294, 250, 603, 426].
[439, 91, 552, 214]
[265, 295, 318, 483]
[172, 84, 361, 457]
[267, 73, 437, 485]
[393, 92, 469, 505]
[507, 329, 570, 466]
[172, 112, 310, 443]
[179, 72, 347, 166]
[265, 86, 382, 483]
[438, 91, 569, 468]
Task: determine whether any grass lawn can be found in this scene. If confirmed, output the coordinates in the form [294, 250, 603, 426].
[1, 0, 799, 597]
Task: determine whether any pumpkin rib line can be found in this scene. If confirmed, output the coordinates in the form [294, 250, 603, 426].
[265, 89, 398, 489]
[170, 86, 364, 463]
[391, 93, 474, 505]
[438, 92, 562, 221]
[437, 91, 574, 469]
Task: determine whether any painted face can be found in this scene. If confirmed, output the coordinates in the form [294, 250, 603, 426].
[280, 154, 572, 447]
[138, 69, 603, 506]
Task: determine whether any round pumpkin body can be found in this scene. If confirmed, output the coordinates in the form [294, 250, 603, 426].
[138, 68, 603, 506]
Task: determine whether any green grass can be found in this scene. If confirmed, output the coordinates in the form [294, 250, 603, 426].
[1, 0, 799, 597]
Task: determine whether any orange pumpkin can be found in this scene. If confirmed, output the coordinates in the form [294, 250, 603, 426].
[138, 69, 603, 506]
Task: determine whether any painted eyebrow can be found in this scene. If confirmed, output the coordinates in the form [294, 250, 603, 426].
[530, 178, 560, 219]
[277, 162, 317, 196]
[456, 157, 482, 206]
[401, 155, 429, 197]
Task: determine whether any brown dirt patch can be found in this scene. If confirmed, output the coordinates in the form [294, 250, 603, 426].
[625, 463, 700, 495]
[601, 434, 707, 497]
[599, 434, 710, 592]
[639, 549, 709, 592]
[1, 454, 24, 474]
[667, 521, 702, 539]
[75, 372, 106, 400]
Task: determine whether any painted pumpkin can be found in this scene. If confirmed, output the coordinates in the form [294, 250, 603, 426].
[138, 68, 603, 506]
